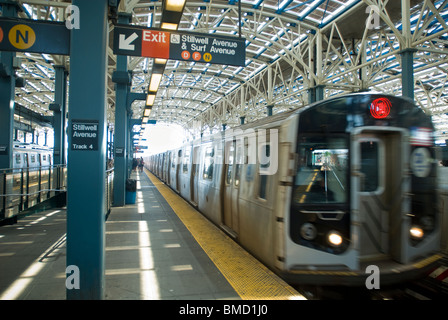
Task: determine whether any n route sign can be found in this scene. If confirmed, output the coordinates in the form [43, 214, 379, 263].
[0, 18, 69, 55]
[113, 24, 245, 67]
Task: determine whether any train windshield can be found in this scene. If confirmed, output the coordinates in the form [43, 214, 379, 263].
[293, 135, 349, 204]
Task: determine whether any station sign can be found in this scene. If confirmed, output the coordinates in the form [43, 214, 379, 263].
[113, 24, 245, 67]
[71, 120, 99, 151]
[0, 18, 69, 55]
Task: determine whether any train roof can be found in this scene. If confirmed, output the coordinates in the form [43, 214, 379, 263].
[161, 93, 432, 152]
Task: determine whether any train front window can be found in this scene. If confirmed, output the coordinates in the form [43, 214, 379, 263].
[293, 135, 349, 204]
[360, 141, 379, 192]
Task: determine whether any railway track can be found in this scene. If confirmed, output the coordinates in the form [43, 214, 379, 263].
[295, 255, 448, 300]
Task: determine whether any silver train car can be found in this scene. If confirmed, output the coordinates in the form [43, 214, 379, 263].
[0, 144, 62, 221]
[146, 93, 442, 285]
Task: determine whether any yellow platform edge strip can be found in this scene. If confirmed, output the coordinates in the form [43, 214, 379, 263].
[145, 169, 305, 300]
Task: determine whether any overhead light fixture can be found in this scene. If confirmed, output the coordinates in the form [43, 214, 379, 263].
[165, 0, 186, 12]
[161, 22, 178, 30]
[142, 116, 149, 123]
[149, 73, 162, 92]
[144, 108, 152, 117]
[146, 94, 156, 106]
[154, 58, 167, 65]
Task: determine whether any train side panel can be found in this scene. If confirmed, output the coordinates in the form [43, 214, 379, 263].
[197, 138, 223, 225]
[178, 145, 193, 202]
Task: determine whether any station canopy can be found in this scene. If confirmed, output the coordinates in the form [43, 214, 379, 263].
[12, 0, 448, 142]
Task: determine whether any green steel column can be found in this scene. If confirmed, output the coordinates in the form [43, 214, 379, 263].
[401, 49, 416, 101]
[0, 1, 18, 169]
[66, 0, 108, 300]
[112, 13, 132, 206]
[50, 65, 67, 165]
[315, 85, 324, 102]
[401, 0, 415, 101]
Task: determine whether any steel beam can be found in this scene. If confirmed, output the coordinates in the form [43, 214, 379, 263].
[113, 13, 132, 207]
[0, 1, 18, 170]
[51, 65, 68, 165]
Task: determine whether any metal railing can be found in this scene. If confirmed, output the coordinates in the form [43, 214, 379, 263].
[105, 168, 114, 220]
[0, 165, 67, 221]
[1, 165, 116, 222]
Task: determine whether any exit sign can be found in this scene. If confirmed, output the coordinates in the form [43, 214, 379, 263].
[113, 24, 245, 67]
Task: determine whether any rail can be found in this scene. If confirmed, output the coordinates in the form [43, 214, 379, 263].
[440, 189, 448, 254]
[0, 165, 67, 222]
[0, 165, 115, 222]
[105, 168, 114, 220]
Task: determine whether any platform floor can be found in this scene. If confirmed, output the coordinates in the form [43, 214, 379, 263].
[0, 169, 303, 300]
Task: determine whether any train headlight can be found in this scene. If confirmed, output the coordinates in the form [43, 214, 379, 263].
[300, 223, 317, 241]
[410, 226, 424, 239]
[327, 231, 343, 247]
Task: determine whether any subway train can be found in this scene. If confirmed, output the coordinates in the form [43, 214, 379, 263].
[439, 143, 448, 166]
[0, 144, 65, 222]
[146, 93, 442, 286]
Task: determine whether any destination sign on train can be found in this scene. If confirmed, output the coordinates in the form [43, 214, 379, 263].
[113, 25, 245, 67]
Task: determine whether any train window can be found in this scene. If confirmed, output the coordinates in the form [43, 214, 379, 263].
[234, 164, 241, 186]
[226, 144, 234, 185]
[171, 153, 176, 169]
[234, 146, 243, 187]
[293, 135, 349, 204]
[15, 154, 21, 164]
[258, 144, 270, 200]
[30, 154, 36, 163]
[360, 141, 379, 192]
[183, 148, 190, 173]
[203, 147, 214, 180]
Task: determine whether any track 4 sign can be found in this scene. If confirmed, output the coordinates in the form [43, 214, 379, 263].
[71, 120, 99, 151]
[113, 25, 245, 67]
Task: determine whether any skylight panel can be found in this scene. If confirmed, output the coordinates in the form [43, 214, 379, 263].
[298, 0, 322, 18]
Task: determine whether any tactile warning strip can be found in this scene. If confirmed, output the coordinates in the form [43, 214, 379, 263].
[145, 170, 305, 300]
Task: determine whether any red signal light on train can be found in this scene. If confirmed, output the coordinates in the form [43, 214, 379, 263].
[370, 97, 391, 119]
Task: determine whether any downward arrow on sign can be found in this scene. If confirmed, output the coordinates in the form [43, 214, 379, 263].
[119, 32, 138, 50]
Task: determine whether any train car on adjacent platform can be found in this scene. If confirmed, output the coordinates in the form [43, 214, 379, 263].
[0, 144, 55, 221]
[146, 93, 442, 286]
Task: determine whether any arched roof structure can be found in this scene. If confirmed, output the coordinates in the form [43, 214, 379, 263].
[12, 0, 448, 142]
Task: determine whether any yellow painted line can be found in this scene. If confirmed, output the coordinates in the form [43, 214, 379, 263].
[412, 254, 443, 269]
[145, 169, 305, 300]
[289, 270, 358, 276]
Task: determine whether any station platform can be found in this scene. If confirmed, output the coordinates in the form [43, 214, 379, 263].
[0, 169, 304, 300]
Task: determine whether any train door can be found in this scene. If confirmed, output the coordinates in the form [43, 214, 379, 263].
[176, 149, 181, 192]
[352, 128, 409, 263]
[191, 146, 200, 205]
[167, 151, 171, 184]
[222, 140, 239, 237]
